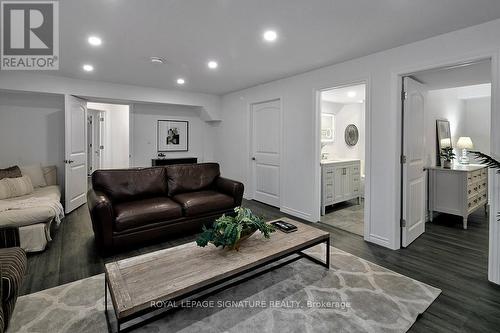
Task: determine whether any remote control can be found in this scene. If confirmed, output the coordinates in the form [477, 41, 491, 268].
[271, 220, 298, 233]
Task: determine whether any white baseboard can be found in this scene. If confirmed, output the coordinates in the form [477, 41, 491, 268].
[365, 233, 391, 248]
[280, 206, 314, 222]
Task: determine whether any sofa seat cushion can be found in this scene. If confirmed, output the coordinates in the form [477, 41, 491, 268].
[114, 197, 182, 231]
[0, 185, 61, 227]
[173, 191, 234, 217]
[0, 247, 27, 302]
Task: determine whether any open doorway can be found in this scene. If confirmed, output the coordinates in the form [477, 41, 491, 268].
[400, 59, 492, 247]
[319, 84, 366, 236]
[86, 102, 130, 175]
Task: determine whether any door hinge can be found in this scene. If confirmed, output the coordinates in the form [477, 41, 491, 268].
[401, 90, 408, 101]
[400, 155, 407, 164]
[401, 219, 407, 227]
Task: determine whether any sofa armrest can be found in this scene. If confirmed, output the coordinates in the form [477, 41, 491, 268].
[0, 227, 21, 248]
[215, 177, 244, 206]
[87, 189, 115, 254]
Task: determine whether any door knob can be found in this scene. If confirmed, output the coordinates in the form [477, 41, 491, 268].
[251, 157, 256, 160]
[65, 159, 74, 164]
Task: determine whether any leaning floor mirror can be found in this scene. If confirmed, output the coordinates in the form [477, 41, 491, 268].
[436, 119, 452, 167]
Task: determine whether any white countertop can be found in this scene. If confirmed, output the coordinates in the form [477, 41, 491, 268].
[320, 159, 360, 165]
[426, 164, 486, 172]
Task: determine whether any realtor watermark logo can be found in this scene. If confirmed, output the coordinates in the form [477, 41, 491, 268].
[1, 0, 59, 70]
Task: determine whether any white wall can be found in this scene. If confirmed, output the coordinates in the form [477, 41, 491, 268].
[0, 91, 65, 186]
[425, 88, 466, 166]
[465, 97, 491, 159]
[131, 103, 216, 167]
[215, 18, 500, 252]
[425, 87, 491, 166]
[87, 102, 130, 169]
[322, 101, 365, 174]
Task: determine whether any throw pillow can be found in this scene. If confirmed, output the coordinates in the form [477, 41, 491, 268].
[0, 176, 34, 199]
[0, 166, 22, 180]
[20, 164, 47, 188]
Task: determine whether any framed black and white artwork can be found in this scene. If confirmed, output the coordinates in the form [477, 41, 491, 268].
[157, 120, 189, 152]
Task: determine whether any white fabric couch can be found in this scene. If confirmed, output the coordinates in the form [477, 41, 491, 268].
[0, 166, 62, 252]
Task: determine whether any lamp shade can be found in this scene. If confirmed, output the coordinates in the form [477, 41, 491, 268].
[457, 137, 473, 149]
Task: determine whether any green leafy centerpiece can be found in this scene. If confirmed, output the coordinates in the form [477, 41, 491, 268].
[440, 146, 456, 168]
[196, 207, 275, 250]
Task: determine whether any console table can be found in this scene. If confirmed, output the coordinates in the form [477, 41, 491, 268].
[428, 164, 488, 229]
[151, 157, 197, 166]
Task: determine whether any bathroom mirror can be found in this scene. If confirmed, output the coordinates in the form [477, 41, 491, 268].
[436, 119, 452, 166]
[345, 124, 359, 146]
[321, 114, 335, 142]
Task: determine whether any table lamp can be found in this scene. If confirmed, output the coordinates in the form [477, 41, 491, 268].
[456, 137, 473, 165]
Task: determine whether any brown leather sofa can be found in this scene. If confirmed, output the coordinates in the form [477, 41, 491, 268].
[87, 163, 244, 255]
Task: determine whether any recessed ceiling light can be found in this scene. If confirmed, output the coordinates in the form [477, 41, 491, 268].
[150, 56, 165, 64]
[347, 91, 357, 98]
[82, 64, 94, 72]
[207, 60, 218, 69]
[87, 36, 102, 46]
[177, 78, 185, 85]
[263, 30, 278, 42]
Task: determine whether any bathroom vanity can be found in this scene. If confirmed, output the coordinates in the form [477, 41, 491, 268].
[321, 159, 361, 215]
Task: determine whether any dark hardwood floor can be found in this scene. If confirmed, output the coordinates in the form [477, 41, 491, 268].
[20, 199, 500, 332]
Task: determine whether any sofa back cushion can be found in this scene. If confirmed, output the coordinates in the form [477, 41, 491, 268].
[166, 163, 220, 196]
[92, 168, 167, 203]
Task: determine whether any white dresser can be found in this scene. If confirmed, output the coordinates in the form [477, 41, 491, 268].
[321, 159, 361, 215]
[428, 164, 488, 229]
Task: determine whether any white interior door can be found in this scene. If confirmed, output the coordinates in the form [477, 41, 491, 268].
[251, 99, 281, 207]
[402, 77, 427, 247]
[87, 109, 103, 173]
[65, 95, 88, 213]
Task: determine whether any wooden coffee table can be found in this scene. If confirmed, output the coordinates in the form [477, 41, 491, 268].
[104, 218, 330, 332]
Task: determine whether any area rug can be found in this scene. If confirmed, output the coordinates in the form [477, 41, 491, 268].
[9, 245, 440, 333]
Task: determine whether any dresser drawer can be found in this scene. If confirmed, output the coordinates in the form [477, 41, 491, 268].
[477, 180, 487, 192]
[468, 194, 480, 211]
[351, 165, 360, 175]
[472, 170, 482, 182]
[481, 168, 488, 178]
[468, 190, 487, 212]
[467, 182, 481, 197]
[467, 172, 473, 184]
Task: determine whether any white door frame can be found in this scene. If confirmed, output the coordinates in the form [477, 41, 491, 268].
[248, 97, 284, 209]
[392, 50, 500, 284]
[314, 79, 372, 242]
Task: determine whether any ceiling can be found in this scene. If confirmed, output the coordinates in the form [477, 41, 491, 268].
[322, 84, 366, 104]
[411, 60, 492, 90]
[53, 0, 500, 95]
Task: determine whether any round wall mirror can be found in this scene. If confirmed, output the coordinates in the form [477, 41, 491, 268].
[345, 124, 359, 146]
